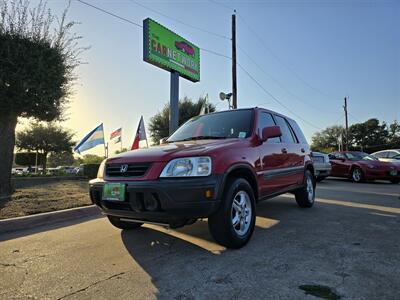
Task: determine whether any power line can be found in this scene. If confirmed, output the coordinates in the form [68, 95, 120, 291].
[76, 0, 231, 61]
[237, 45, 340, 116]
[208, 0, 235, 12]
[76, 0, 143, 28]
[129, 0, 230, 40]
[237, 62, 323, 130]
[236, 14, 337, 100]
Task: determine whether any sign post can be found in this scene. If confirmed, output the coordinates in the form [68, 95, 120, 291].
[143, 18, 200, 135]
[170, 71, 179, 134]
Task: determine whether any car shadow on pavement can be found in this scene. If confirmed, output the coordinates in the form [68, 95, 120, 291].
[119, 199, 304, 299]
[0, 215, 103, 242]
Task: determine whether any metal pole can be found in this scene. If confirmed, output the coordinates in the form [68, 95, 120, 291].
[232, 11, 237, 109]
[169, 71, 179, 135]
[344, 97, 349, 151]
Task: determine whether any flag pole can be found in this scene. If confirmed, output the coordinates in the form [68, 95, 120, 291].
[120, 128, 123, 152]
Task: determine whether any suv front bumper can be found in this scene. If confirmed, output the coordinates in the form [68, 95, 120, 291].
[89, 175, 223, 225]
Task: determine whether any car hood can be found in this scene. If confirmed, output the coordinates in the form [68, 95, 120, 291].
[106, 139, 245, 164]
[357, 160, 397, 169]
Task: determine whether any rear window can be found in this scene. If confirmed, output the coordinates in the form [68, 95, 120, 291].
[287, 119, 308, 144]
[274, 115, 296, 143]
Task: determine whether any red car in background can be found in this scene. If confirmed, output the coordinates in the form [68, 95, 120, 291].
[175, 41, 195, 56]
[328, 151, 400, 184]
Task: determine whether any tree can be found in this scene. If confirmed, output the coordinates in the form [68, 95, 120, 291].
[47, 151, 74, 167]
[16, 123, 75, 171]
[14, 152, 45, 166]
[115, 148, 128, 155]
[75, 154, 105, 165]
[349, 118, 388, 151]
[148, 96, 216, 145]
[311, 125, 344, 153]
[0, 0, 84, 198]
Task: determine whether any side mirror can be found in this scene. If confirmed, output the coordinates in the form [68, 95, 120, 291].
[159, 137, 168, 145]
[262, 126, 282, 142]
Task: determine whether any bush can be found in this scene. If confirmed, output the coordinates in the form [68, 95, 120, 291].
[83, 164, 100, 179]
[15, 152, 45, 166]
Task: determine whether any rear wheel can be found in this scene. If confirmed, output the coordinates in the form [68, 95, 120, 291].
[351, 167, 364, 183]
[107, 216, 143, 230]
[295, 170, 315, 208]
[390, 179, 400, 184]
[208, 178, 256, 249]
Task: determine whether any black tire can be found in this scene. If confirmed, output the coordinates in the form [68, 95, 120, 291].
[107, 216, 143, 230]
[390, 179, 400, 184]
[316, 176, 326, 182]
[208, 178, 256, 249]
[295, 170, 315, 208]
[351, 167, 364, 183]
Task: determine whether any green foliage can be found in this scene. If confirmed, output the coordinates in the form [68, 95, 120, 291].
[311, 119, 400, 153]
[311, 125, 344, 153]
[47, 151, 75, 167]
[148, 96, 216, 145]
[83, 164, 100, 179]
[0, 0, 84, 120]
[115, 148, 129, 155]
[16, 122, 75, 170]
[15, 152, 45, 166]
[75, 154, 104, 165]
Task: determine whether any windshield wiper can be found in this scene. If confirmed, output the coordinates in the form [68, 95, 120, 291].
[172, 136, 227, 142]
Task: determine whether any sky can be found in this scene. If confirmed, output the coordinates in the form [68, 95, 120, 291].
[26, 0, 400, 156]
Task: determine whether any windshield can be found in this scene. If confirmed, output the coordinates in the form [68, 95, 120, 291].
[345, 152, 378, 161]
[167, 109, 254, 142]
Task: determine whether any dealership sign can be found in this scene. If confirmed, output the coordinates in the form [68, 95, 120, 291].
[143, 18, 200, 82]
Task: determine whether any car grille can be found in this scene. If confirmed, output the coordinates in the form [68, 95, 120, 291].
[312, 156, 325, 163]
[106, 163, 151, 177]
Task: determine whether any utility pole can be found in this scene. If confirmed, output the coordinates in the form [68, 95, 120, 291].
[232, 11, 237, 109]
[343, 97, 349, 151]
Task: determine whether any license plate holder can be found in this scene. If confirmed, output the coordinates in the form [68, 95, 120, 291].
[102, 183, 126, 201]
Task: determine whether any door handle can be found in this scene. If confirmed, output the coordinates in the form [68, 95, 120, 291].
[301, 148, 305, 153]
[281, 148, 287, 154]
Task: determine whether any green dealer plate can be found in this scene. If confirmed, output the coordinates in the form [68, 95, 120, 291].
[102, 183, 126, 201]
[390, 170, 397, 176]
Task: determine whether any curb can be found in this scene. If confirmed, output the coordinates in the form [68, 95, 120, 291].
[0, 205, 102, 235]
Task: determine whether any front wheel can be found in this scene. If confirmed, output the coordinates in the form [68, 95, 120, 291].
[295, 170, 315, 208]
[351, 167, 364, 183]
[208, 178, 256, 249]
[107, 216, 143, 230]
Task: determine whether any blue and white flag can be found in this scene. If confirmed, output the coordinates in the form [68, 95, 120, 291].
[74, 124, 105, 154]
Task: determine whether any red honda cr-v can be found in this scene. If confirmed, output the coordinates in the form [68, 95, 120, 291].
[89, 108, 315, 248]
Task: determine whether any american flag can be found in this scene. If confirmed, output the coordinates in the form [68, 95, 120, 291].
[110, 128, 122, 140]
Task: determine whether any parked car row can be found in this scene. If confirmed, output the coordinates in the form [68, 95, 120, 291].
[12, 165, 83, 175]
[311, 150, 400, 184]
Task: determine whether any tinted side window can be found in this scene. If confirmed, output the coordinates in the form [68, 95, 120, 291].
[374, 152, 387, 158]
[387, 151, 397, 158]
[287, 119, 308, 144]
[274, 115, 296, 143]
[257, 112, 280, 143]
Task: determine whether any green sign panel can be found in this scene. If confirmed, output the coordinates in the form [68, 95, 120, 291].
[143, 18, 200, 82]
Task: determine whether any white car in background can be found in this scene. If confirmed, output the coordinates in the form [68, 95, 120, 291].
[312, 152, 332, 182]
[372, 149, 400, 166]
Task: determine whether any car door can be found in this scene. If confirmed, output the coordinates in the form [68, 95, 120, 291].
[256, 111, 283, 196]
[271, 114, 303, 188]
[329, 152, 348, 177]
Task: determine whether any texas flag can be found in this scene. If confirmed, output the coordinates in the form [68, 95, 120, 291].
[131, 116, 148, 150]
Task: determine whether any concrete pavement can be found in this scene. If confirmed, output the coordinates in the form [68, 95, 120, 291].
[1, 179, 399, 299]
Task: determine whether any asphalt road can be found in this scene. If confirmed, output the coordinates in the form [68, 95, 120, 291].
[1, 178, 399, 300]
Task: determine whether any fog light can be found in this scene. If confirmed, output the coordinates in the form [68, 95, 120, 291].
[205, 189, 214, 199]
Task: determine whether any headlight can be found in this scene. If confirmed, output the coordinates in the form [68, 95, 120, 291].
[367, 164, 375, 169]
[160, 157, 212, 177]
[97, 159, 106, 179]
